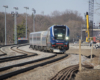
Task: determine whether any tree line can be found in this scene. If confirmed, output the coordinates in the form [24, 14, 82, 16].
[0, 10, 84, 44]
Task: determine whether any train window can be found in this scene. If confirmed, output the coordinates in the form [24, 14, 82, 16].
[37, 37, 40, 40]
[54, 26, 66, 40]
[33, 34, 36, 40]
[42, 37, 46, 41]
[37, 33, 40, 40]
[34, 37, 36, 40]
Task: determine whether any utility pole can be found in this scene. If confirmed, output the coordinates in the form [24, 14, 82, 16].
[11, 7, 18, 44]
[3, 5, 8, 45]
[32, 8, 36, 32]
[24, 7, 29, 38]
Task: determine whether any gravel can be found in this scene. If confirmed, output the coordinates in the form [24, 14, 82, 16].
[0, 45, 55, 68]
[6, 54, 88, 80]
[70, 45, 92, 49]
[0, 46, 23, 58]
[94, 65, 100, 69]
[0, 45, 91, 80]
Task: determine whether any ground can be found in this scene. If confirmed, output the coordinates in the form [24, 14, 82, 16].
[68, 45, 100, 80]
[4, 45, 100, 80]
[75, 69, 100, 80]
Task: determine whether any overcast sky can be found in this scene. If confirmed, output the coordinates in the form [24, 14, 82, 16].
[0, 0, 100, 25]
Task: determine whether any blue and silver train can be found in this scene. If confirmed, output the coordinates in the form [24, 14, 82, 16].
[29, 25, 70, 53]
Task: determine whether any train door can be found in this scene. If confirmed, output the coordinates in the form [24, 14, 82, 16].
[29, 34, 31, 44]
[34, 34, 36, 45]
[47, 29, 50, 48]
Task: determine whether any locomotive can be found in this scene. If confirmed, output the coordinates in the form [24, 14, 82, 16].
[29, 25, 70, 53]
[18, 38, 28, 44]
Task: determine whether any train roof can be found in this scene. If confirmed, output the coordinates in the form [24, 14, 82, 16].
[30, 31, 47, 34]
[51, 25, 69, 27]
[49, 25, 69, 29]
[18, 38, 28, 40]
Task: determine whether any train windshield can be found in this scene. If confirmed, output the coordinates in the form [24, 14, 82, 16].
[18, 40, 28, 44]
[54, 26, 66, 40]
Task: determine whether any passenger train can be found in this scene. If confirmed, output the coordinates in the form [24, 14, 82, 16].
[29, 25, 70, 53]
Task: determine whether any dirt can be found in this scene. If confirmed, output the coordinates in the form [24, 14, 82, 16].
[75, 69, 100, 80]
[67, 47, 100, 80]
[67, 48, 100, 56]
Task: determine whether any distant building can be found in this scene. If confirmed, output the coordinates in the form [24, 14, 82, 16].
[82, 25, 100, 41]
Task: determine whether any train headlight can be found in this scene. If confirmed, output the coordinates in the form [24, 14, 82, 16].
[66, 37, 69, 40]
[58, 34, 62, 37]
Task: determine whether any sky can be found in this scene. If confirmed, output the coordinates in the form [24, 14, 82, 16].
[0, 0, 100, 25]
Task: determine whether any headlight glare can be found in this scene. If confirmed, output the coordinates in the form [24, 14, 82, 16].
[66, 37, 69, 40]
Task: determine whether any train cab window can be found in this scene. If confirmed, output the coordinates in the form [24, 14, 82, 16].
[54, 26, 66, 40]
[18, 38, 28, 44]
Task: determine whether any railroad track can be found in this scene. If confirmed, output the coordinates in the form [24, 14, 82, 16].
[0, 44, 29, 57]
[0, 46, 37, 63]
[0, 46, 7, 56]
[0, 45, 69, 80]
[51, 64, 93, 80]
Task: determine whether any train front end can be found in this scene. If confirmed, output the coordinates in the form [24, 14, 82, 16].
[50, 25, 69, 53]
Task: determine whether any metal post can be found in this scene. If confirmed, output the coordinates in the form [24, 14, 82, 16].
[14, 12, 17, 44]
[32, 8, 36, 32]
[5, 8, 6, 45]
[26, 9, 27, 38]
[79, 39, 82, 71]
[15, 13, 17, 44]
[16, 12, 17, 44]
[24, 7, 29, 38]
[3, 5, 8, 45]
[14, 13, 16, 44]
[91, 43, 93, 62]
[13, 7, 18, 44]
[33, 13, 35, 32]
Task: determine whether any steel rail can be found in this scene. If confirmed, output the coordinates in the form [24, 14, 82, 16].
[0, 54, 68, 80]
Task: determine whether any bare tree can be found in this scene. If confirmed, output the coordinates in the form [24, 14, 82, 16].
[0, 9, 84, 44]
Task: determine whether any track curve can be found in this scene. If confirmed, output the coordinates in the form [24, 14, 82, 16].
[0, 45, 69, 80]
